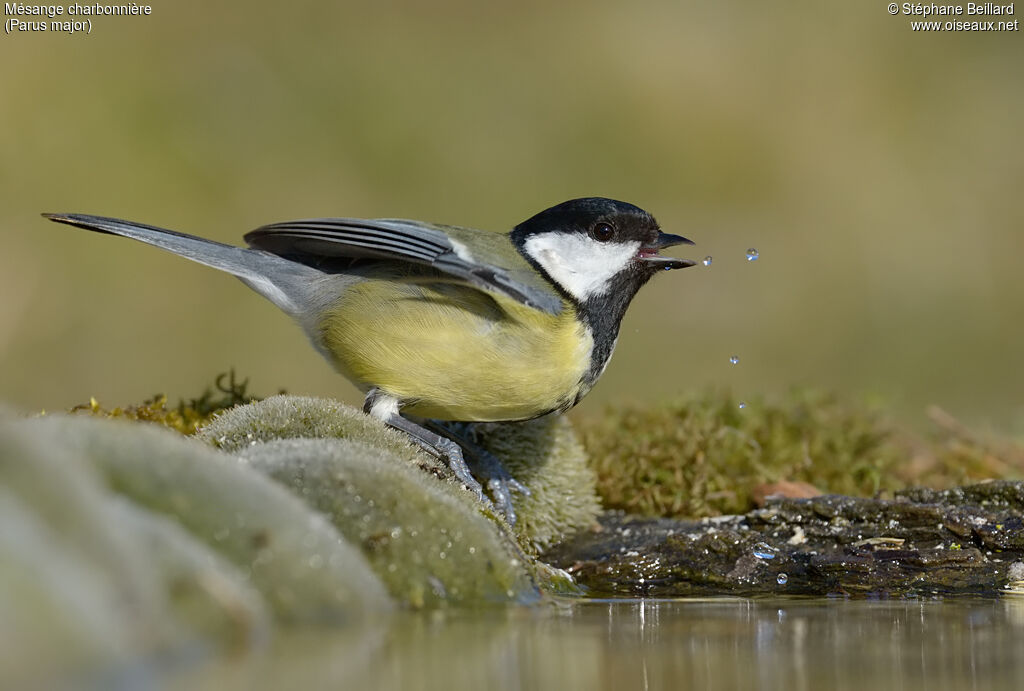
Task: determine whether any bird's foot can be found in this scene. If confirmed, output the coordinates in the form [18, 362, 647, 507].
[471, 447, 531, 527]
[431, 436, 487, 504]
[429, 422, 530, 526]
[364, 389, 525, 525]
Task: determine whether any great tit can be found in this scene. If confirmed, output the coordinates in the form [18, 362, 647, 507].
[45, 197, 696, 521]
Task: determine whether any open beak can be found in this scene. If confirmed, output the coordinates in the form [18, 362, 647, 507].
[637, 232, 697, 270]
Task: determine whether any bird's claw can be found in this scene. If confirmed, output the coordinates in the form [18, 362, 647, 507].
[468, 446, 529, 526]
[434, 437, 487, 503]
[424, 421, 527, 527]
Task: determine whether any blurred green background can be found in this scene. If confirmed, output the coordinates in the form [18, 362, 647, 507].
[1, 1, 1021, 432]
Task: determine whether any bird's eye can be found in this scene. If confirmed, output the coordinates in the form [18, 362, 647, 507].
[591, 222, 615, 242]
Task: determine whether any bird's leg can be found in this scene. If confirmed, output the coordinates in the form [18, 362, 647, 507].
[363, 389, 487, 505]
[425, 421, 530, 527]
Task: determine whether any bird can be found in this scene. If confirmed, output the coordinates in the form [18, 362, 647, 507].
[44, 197, 696, 523]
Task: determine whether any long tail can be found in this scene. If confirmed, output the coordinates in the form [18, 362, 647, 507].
[43, 213, 320, 317]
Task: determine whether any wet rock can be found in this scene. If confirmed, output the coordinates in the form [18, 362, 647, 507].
[752, 481, 822, 506]
[543, 481, 1024, 597]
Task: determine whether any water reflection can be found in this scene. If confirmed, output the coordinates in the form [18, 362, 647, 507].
[179, 598, 1024, 690]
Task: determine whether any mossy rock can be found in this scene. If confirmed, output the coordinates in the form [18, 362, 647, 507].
[239, 438, 539, 608]
[105, 498, 271, 649]
[1, 422, 185, 688]
[18, 415, 391, 623]
[469, 416, 601, 554]
[200, 396, 601, 555]
[0, 417, 273, 687]
[198, 395, 435, 469]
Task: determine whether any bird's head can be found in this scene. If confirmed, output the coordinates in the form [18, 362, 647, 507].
[512, 197, 695, 303]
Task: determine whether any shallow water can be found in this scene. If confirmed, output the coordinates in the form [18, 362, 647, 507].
[176, 597, 1024, 691]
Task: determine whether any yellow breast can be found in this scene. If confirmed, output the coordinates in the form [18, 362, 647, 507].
[318, 272, 593, 421]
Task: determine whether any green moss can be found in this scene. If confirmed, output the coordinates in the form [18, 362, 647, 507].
[577, 389, 1024, 519]
[67, 370, 260, 436]
[577, 390, 902, 518]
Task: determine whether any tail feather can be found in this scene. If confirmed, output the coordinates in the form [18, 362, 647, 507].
[43, 213, 318, 316]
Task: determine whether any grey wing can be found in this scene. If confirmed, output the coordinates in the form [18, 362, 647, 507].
[244, 218, 562, 315]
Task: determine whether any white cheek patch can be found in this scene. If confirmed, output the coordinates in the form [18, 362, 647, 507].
[523, 233, 639, 300]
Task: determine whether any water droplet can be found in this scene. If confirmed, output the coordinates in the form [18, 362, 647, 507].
[746, 248, 759, 261]
[702, 255, 712, 266]
[777, 573, 788, 585]
[738, 402, 747, 409]
[729, 355, 739, 365]
[753, 542, 776, 560]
